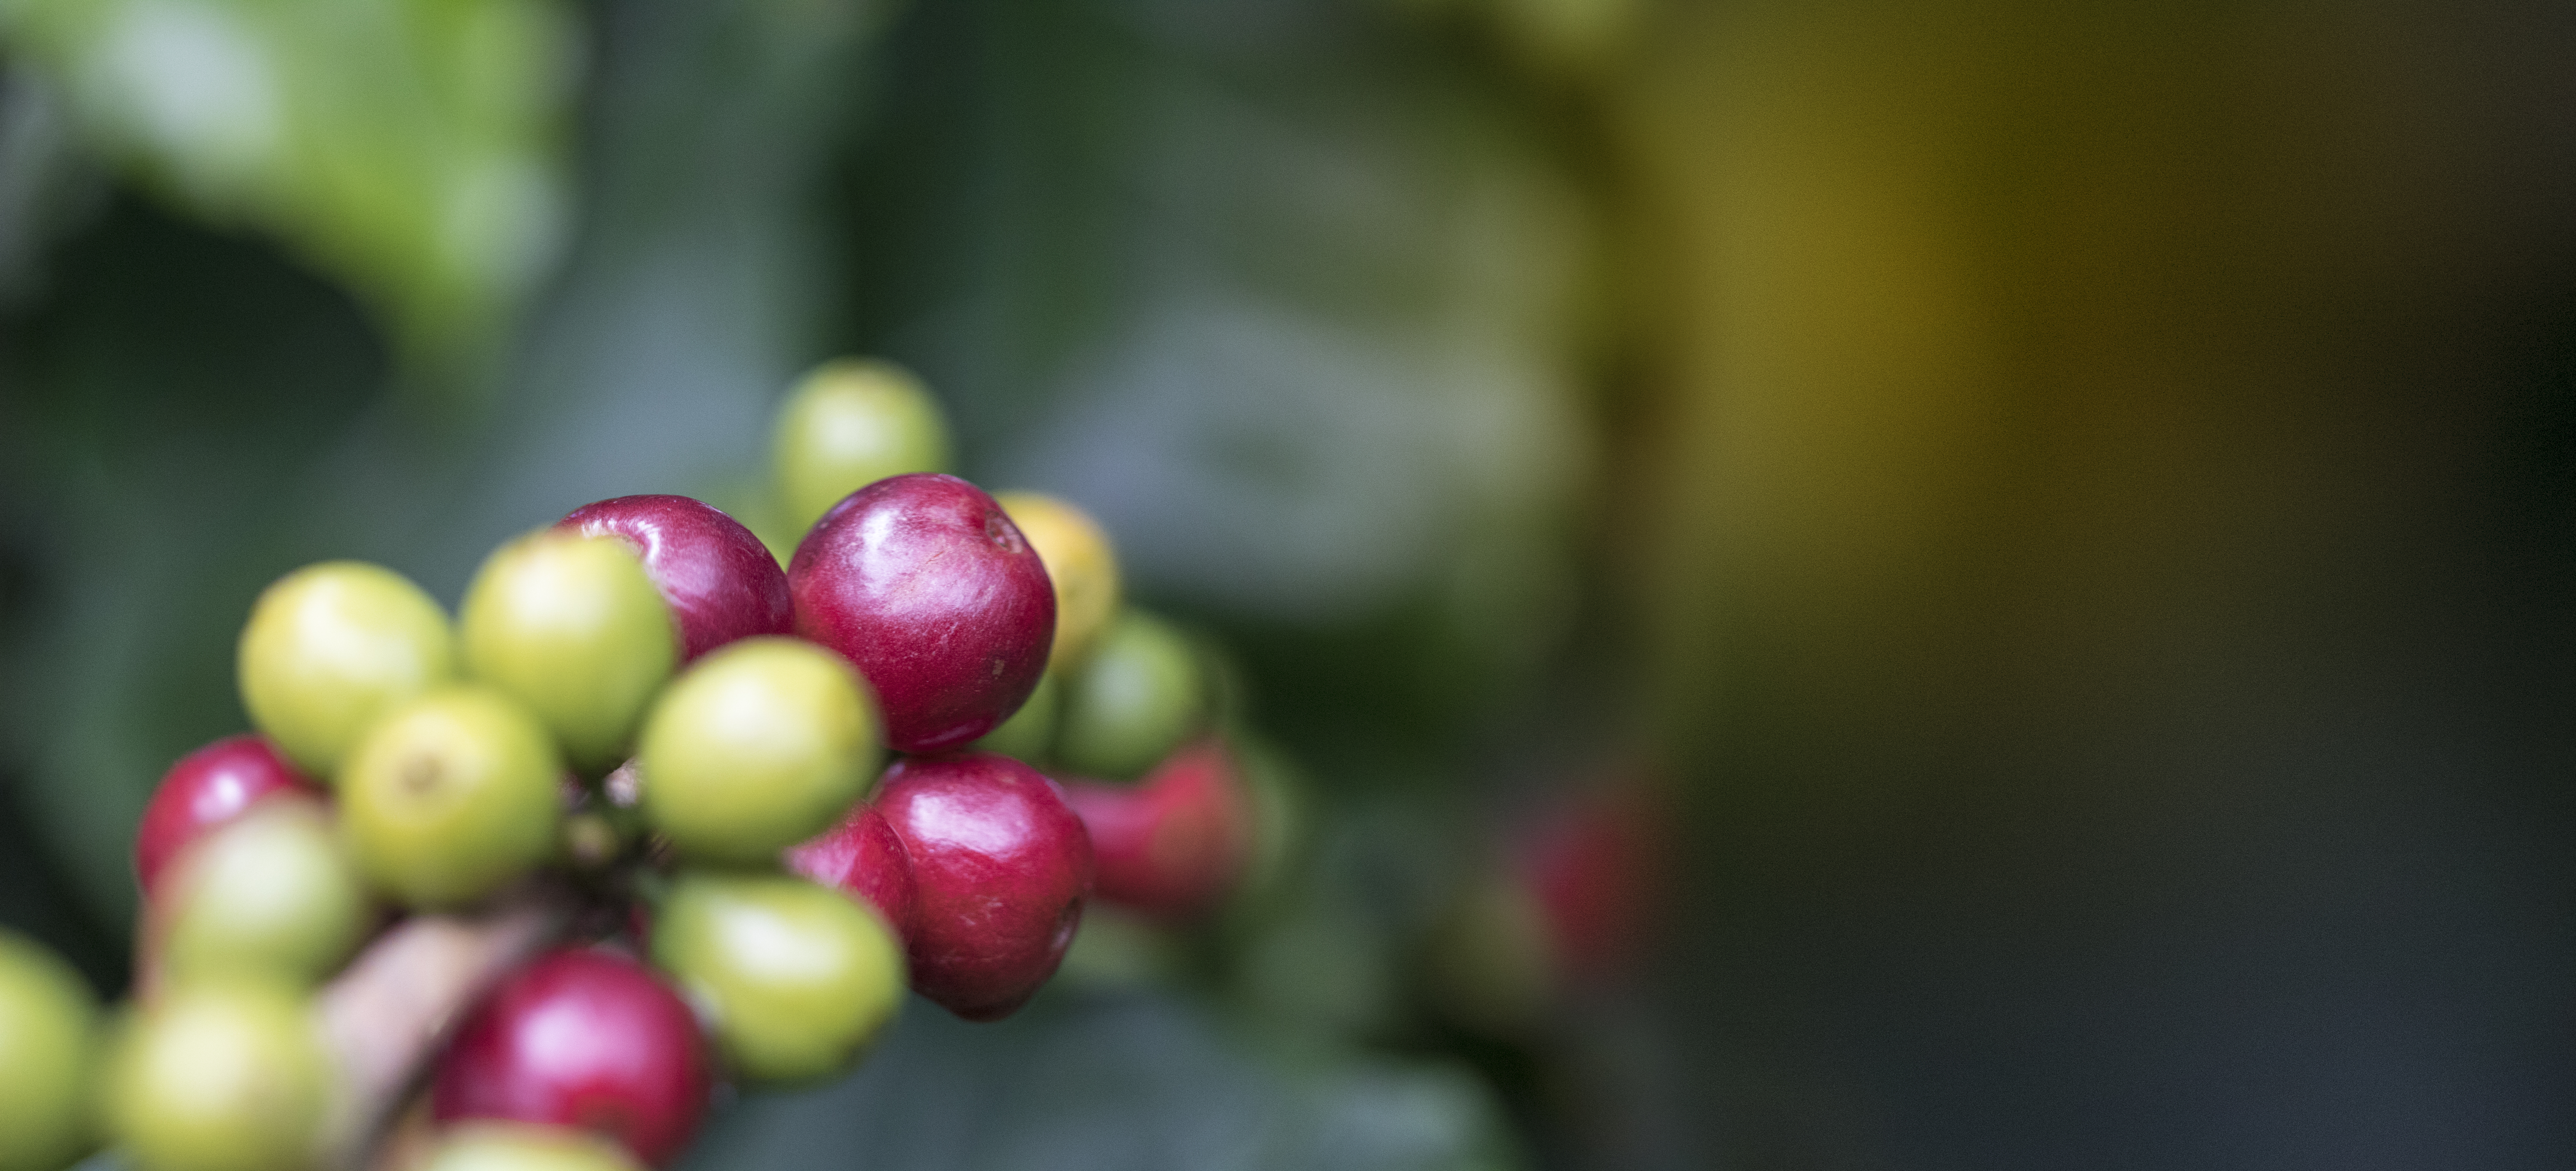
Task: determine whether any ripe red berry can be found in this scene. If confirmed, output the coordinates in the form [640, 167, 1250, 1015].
[557, 495, 793, 664]
[432, 948, 712, 1168]
[788, 474, 1054, 754]
[135, 735, 319, 898]
[872, 754, 1091, 1020]
[1059, 739, 1250, 922]
[784, 804, 917, 944]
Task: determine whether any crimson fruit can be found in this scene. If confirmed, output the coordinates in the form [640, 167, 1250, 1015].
[789, 473, 1055, 754]
[135, 735, 317, 898]
[872, 753, 1092, 1021]
[1060, 739, 1250, 922]
[432, 949, 709, 1167]
[557, 496, 791, 664]
[784, 803, 918, 943]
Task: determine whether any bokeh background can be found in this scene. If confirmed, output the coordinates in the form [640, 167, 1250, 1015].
[5, 0, 2575, 1167]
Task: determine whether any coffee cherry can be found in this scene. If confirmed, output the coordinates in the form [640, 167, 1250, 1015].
[416, 1123, 643, 1171]
[432, 950, 709, 1167]
[783, 804, 917, 944]
[0, 929, 99, 1171]
[106, 978, 329, 1171]
[136, 735, 318, 898]
[772, 359, 952, 535]
[993, 492, 1120, 671]
[649, 871, 904, 1084]
[872, 754, 1092, 1021]
[1059, 739, 1250, 922]
[1056, 608, 1203, 781]
[338, 687, 563, 908]
[636, 638, 878, 863]
[789, 474, 1054, 754]
[157, 800, 371, 987]
[462, 531, 677, 773]
[557, 496, 792, 664]
[970, 669, 1057, 764]
[237, 562, 456, 778]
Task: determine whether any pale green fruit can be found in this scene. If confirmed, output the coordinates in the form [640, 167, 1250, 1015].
[772, 359, 952, 535]
[159, 800, 371, 987]
[972, 668, 1058, 764]
[461, 530, 677, 772]
[1057, 608, 1204, 781]
[0, 929, 100, 1171]
[417, 1123, 643, 1171]
[651, 871, 904, 1084]
[339, 687, 562, 908]
[237, 561, 456, 779]
[106, 979, 328, 1171]
[638, 637, 878, 863]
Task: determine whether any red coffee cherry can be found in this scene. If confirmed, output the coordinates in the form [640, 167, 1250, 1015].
[1059, 739, 1250, 922]
[134, 735, 319, 898]
[871, 754, 1091, 1020]
[784, 804, 918, 944]
[787, 474, 1054, 754]
[557, 495, 793, 664]
[432, 948, 712, 1167]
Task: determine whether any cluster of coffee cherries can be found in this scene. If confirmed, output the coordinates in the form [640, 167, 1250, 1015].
[0, 360, 1255, 1171]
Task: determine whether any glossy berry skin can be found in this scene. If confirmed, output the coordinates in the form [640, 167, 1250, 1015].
[649, 872, 905, 1085]
[636, 637, 879, 863]
[338, 687, 564, 908]
[237, 561, 456, 779]
[772, 359, 953, 535]
[136, 736, 318, 899]
[106, 978, 328, 1171]
[462, 531, 677, 772]
[789, 474, 1055, 754]
[1056, 608, 1203, 781]
[1058, 740, 1250, 922]
[0, 928, 99, 1171]
[432, 949, 710, 1167]
[157, 800, 371, 987]
[992, 492, 1120, 672]
[872, 754, 1092, 1021]
[557, 496, 792, 664]
[784, 804, 918, 943]
[418, 1123, 644, 1171]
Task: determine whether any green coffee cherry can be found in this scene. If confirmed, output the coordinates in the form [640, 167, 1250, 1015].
[972, 668, 1058, 763]
[106, 978, 328, 1171]
[1057, 608, 1203, 780]
[339, 686, 562, 908]
[638, 637, 879, 863]
[237, 561, 456, 779]
[159, 801, 370, 987]
[417, 1123, 643, 1171]
[994, 492, 1121, 672]
[772, 359, 952, 534]
[651, 871, 904, 1084]
[0, 929, 100, 1171]
[462, 531, 677, 773]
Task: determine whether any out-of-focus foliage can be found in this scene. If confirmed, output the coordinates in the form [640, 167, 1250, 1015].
[0, 0, 576, 363]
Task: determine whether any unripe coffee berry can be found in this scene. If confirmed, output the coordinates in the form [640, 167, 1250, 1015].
[789, 473, 1055, 754]
[993, 492, 1121, 671]
[971, 669, 1058, 763]
[461, 530, 676, 772]
[650, 871, 904, 1084]
[338, 687, 563, 908]
[135, 735, 316, 898]
[0, 928, 100, 1171]
[1056, 608, 1203, 781]
[557, 495, 792, 664]
[156, 800, 371, 987]
[637, 637, 878, 863]
[417, 1123, 644, 1171]
[432, 950, 710, 1167]
[772, 359, 952, 535]
[106, 978, 329, 1171]
[237, 561, 456, 778]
